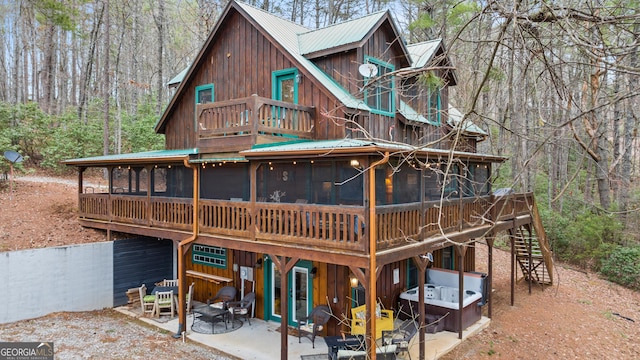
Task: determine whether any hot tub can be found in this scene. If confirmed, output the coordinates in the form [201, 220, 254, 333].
[398, 269, 486, 332]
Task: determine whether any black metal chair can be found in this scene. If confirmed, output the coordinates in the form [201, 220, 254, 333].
[206, 286, 237, 310]
[297, 305, 332, 348]
[382, 319, 418, 360]
[227, 292, 255, 325]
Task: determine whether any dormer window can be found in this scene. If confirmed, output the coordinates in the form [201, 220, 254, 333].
[364, 56, 395, 117]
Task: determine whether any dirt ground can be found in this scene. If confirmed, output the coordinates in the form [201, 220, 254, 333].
[1, 174, 639, 359]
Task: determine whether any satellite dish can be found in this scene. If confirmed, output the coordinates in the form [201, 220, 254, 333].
[3, 150, 23, 164]
[358, 63, 378, 77]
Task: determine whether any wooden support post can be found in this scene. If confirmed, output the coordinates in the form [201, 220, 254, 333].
[271, 254, 299, 360]
[486, 235, 494, 318]
[456, 245, 466, 340]
[510, 233, 515, 306]
[528, 226, 532, 294]
[78, 167, 85, 194]
[412, 255, 430, 360]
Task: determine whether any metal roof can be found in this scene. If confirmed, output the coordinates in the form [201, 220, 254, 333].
[398, 100, 432, 124]
[64, 149, 197, 167]
[241, 138, 505, 162]
[406, 39, 441, 68]
[298, 11, 387, 55]
[160, 1, 452, 120]
[447, 105, 487, 136]
[167, 67, 188, 87]
[398, 101, 487, 137]
[235, 2, 370, 111]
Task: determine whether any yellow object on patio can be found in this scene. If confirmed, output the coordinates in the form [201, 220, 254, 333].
[350, 304, 393, 339]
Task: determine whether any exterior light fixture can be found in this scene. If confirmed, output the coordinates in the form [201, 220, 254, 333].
[350, 275, 359, 288]
[350, 159, 361, 168]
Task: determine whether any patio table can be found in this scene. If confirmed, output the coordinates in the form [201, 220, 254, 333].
[192, 304, 228, 333]
[324, 335, 364, 360]
[151, 286, 178, 294]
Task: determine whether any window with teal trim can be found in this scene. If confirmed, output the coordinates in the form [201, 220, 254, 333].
[192, 244, 226, 268]
[427, 87, 441, 125]
[364, 57, 395, 116]
[195, 84, 214, 104]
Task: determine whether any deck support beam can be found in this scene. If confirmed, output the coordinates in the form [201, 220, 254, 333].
[271, 254, 298, 360]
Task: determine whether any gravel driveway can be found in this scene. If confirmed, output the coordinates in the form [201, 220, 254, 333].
[0, 310, 235, 360]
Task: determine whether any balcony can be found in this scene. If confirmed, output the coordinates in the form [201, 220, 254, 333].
[77, 193, 534, 254]
[196, 95, 315, 152]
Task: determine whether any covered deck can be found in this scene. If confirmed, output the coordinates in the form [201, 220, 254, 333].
[115, 305, 490, 359]
[77, 191, 534, 256]
[66, 143, 545, 360]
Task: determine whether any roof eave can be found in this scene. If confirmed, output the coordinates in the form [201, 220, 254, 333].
[63, 155, 191, 168]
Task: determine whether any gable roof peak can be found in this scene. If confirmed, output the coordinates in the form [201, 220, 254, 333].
[234, 0, 311, 31]
[298, 10, 406, 57]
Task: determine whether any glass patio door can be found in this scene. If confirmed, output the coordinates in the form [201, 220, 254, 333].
[267, 260, 312, 326]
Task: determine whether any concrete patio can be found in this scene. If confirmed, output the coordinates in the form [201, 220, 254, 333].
[115, 305, 489, 359]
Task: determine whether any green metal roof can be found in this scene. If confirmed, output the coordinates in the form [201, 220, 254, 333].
[447, 105, 487, 136]
[158, 1, 457, 131]
[398, 100, 486, 137]
[167, 67, 188, 87]
[64, 149, 198, 167]
[241, 138, 504, 162]
[298, 11, 387, 55]
[406, 40, 441, 68]
[398, 100, 431, 124]
[236, 2, 370, 111]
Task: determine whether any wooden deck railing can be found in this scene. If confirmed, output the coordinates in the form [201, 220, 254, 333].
[254, 202, 366, 251]
[196, 95, 315, 140]
[374, 197, 493, 249]
[77, 193, 532, 253]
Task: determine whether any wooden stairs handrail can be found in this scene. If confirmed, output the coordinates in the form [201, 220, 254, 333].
[529, 197, 554, 285]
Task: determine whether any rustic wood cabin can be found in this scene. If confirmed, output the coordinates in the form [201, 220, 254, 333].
[65, 1, 553, 359]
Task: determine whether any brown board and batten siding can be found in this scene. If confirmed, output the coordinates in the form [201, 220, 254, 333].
[313, 50, 360, 95]
[163, 9, 354, 149]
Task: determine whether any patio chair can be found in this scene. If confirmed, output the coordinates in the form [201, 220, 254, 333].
[155, 290, 175, 317]
[162, 279, 178, 287]
[207, 286, 237, 309]
[382, 319, 418, 360]
[227, 292, 255, 325]
[297, 305, 332, 348]
[139, 284, 155, 316]
[185, 282, 195, 314]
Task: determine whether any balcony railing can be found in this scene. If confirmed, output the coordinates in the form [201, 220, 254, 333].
[196, 95, 315, 146]
[78, 193, 534, 253]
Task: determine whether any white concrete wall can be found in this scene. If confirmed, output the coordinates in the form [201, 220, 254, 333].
[0, 242, 113, 324]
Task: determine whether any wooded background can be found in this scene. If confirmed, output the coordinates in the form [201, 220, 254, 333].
[0, 0, 638, 288]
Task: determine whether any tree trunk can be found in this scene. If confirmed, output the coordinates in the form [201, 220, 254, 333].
[41, 23, 55, 114]
[78, 3, 104, 123]
[103, 0, 110, 157]
[155, 0, 165, 115]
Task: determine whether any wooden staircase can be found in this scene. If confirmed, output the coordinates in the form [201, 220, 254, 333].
[509, 198, 554, 285]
